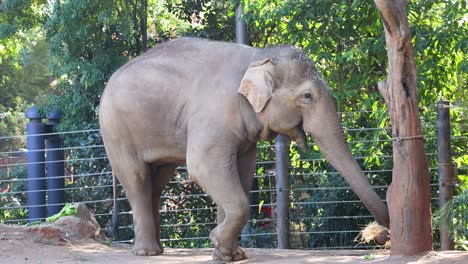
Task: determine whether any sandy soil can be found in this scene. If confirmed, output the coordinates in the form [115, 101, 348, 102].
[1, 224, 467, 264]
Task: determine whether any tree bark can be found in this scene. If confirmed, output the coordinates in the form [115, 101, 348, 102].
[373, 0, 433, 255]
[140, 0, 148, 51]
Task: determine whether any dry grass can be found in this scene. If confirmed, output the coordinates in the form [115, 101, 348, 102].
[355, 221, 391, 248]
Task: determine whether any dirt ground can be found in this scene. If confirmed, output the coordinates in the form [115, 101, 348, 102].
[1, 224, 468, 264]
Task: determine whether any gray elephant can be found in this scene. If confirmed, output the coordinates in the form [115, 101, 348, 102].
[99, 37, 389, 261]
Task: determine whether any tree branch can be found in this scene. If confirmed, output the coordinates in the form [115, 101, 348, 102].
[374, 0, 401, 35]
[377, 81, 390, 107]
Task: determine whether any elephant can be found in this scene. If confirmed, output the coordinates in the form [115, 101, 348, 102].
[99, 37, 389, 261]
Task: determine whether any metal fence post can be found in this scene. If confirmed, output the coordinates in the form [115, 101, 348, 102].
[275, 135, 290, 249]
[25, 106, 46, 222]
[235, 4, 247, 45]
[45, 109, 65, 216]
[437, 100, 455, 250]
[111, 172, 120, 240]
[235, 3, 253, 247]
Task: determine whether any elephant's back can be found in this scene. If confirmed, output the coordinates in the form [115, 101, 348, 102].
[116, 37, 253, 79]
[99, 38, 254, 139]
[101, 37, 254, 110]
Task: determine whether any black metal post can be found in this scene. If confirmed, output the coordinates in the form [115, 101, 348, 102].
[45, 110, 65, 216]
[25, 106, 46, 222]
[275, 135, 290, 249]
[437, 100, 455, 250]
[111, 172, 120, 240]
[235, 4, 247, 45]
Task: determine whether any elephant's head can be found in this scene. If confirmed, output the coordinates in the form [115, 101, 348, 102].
[238, 47, 390, 227]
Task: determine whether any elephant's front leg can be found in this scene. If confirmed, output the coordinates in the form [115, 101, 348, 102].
[187, 141, 249, 261]
[217, 144, 257, 227]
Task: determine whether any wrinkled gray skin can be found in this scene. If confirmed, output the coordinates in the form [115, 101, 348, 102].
[99, 37, 389, 261]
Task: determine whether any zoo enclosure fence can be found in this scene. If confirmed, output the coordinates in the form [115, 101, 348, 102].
[0, 101, 466, 250]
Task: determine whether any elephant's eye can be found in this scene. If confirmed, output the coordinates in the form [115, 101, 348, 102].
[299, 92, 314, 104]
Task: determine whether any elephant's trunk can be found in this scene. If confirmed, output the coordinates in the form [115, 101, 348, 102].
[304, 101, 390, 227]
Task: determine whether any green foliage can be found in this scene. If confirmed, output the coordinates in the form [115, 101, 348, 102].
[159, 170, 216, 248]
[43, 0, 132, 130]
[46, 203, 78, 222]
[0, 34, 51, 109]
[410, 0, 467, 105]
[0, 165, 28, 223]
[0, 0, 47, 38]
[0, 104, 27, 153]
[0, 0, 50, 110]
[439, 189, 468, 250]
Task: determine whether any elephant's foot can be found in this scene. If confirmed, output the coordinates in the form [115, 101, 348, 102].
[210, 229, 247, 261]
[212, 246, 246, 261]
[132, 243, 163, 256]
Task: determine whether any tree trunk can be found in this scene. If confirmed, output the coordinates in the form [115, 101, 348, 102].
[140, 0, 148, 51]
[373, 0, 433, 255]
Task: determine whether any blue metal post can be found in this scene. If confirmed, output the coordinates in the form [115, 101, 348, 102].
[235, 4, 248, 45]
[25, 106, 46, 222]
[275, 135, 290, 249]
[45, 109, 65, 216]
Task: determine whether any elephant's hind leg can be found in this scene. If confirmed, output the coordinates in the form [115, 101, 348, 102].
[111, 157, 161, 256]
[150, 164, 177, 252]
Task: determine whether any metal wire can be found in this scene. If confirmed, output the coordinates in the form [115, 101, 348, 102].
[0, 128, 101, 140]
[0, 156, 108, 167]
[1, 151, 442, 168]
[114, 218, 277, 230]
[0, 198, 114, 210]
[0, 184, 113, 196]
[0, 144, 105, 156]
[337, 110, 387, 115]
[293, 215, 373, 221]
[159, 232, 278, 242]
[291, 230, 362, 235]
[0, 171, 112, 183]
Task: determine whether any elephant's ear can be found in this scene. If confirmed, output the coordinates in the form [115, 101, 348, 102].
[238, 58, 274, 113]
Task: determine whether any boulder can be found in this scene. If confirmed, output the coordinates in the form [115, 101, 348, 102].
[26, 203, 106, 244]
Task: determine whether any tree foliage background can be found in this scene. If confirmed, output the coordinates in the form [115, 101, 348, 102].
[0, 0, 466, 249]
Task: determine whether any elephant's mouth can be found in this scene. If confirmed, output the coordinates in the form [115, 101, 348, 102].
[286, 121, 308, 152]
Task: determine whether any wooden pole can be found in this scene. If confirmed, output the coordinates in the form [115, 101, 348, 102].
[373, 0, 433, 255]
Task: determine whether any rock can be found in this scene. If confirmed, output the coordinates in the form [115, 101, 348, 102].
[375, 230, 391, 245]
[54, 203, 106, 241]
[26, 203, 106, 244]
[26, 225, 66, 245]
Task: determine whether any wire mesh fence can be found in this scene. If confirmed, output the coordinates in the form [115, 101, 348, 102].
[0, 103, 466, 250]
